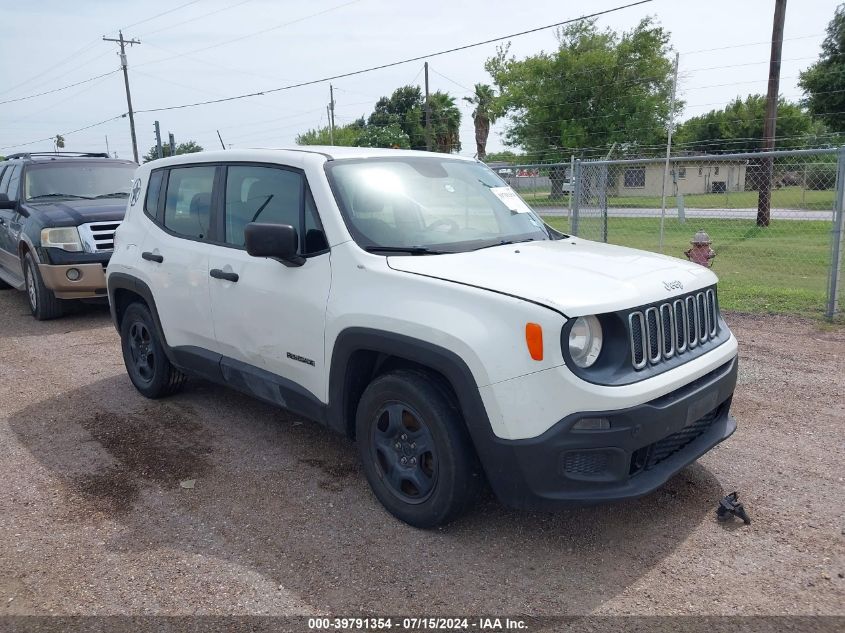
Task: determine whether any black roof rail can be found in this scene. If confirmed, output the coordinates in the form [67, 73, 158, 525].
[3, 151, 112, 160]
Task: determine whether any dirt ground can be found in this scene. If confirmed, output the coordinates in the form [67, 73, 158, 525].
[0, 288, 842, 617]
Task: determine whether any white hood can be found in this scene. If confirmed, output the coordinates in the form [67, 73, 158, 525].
[387, 238, 718, 317]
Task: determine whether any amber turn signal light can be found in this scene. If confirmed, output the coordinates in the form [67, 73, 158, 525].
[525, 322, 543, 361]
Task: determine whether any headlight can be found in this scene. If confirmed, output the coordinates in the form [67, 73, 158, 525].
[568, 315, 603, 368]
[41, 227, 83, 252]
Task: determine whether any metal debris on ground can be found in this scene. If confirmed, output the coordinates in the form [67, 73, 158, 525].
[717, 491, 751, 524]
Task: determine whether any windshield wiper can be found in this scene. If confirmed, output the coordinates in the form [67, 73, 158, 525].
[365, 246, 448, 255]
[472, 237, 536, 252]
[28, 193, 93, 200]
[93, 192, 129, 199]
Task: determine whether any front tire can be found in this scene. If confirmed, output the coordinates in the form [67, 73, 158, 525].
[23, 252, 64, 320]
[120, 302, 186, 398]
[356, 369, 482, 528]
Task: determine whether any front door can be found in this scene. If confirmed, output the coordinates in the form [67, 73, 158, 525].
[206, 163, 331, 402]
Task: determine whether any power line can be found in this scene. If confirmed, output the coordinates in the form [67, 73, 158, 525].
[135, 0, 365, 69]
[133, 0, 654, 114]
[140, 0, 256, 38]
[0, 114, 126, 151]
[120, 0, 204, 31]
[0, 70, 121, 106]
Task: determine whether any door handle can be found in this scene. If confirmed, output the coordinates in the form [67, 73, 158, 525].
[210, 268, 239, 282]
[141, 251, 164, 263]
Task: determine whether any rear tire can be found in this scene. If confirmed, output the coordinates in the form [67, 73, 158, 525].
[120, 302, 186, 398]
[356, 369, 482, 528]
[23, 252, 64, 320]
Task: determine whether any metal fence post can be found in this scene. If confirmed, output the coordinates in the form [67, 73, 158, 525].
[599, 163, 609, 242]
[571, 159, 582, 237]
[825, 146, 845, 319]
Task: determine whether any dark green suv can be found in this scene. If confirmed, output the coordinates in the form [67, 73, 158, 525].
[0, 152, 137, 319]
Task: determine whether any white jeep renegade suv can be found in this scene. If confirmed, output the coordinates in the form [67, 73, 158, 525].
[107, 147, 738, 528]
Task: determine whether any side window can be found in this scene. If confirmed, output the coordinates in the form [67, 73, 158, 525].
[6, 166, 22, 201]
[224, 166, 302, 248]
[163, 166, 215, 240]
[145, 170, 164, 218]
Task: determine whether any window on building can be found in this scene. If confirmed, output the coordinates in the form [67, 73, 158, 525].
[624, 167, 646, 188]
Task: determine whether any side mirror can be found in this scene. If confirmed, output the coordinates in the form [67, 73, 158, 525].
[0, 193, 16, 211]
[244, 222, 304, 267]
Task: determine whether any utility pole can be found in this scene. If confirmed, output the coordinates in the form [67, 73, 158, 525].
[217, 130, 226, 150]
[327, 106, 334, 145]
[105, 135, 110, 156]
[757, 0, 787, 228]
[168, 132, 176, 156]
[103, 31, 141, 163]
[154, 120, 163, 159]
[329, 84, 336, 145]
[424, 62, 432, 152]
[659, 51, 680, 252]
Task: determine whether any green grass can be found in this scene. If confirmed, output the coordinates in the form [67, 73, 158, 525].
[523, 186, 835, 210]
[542, 215, 835, 317]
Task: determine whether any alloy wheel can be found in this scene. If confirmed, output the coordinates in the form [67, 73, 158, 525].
[127, 321, 155, 383]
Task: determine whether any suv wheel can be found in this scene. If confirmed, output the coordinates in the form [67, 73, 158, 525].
[120, 302, 186, 398]
[23, 252, 64, 320]
[356, 370, 482, 528]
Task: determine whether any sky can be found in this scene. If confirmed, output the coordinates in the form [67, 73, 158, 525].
[0, 0, 841, 161]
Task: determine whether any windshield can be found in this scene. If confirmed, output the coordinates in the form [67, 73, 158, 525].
[24, 162, 137, 201]
[326, 157, 556, 253]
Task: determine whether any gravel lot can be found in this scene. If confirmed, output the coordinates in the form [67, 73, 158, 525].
[0, 288, 842, 616]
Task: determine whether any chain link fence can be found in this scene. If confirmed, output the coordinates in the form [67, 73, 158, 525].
[498, 148, 845, 319]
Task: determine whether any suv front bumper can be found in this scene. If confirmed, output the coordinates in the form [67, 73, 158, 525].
[38, 248, 110, 299]
[478, 356, 737, 510]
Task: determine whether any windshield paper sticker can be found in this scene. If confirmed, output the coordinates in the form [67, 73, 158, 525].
[490, 186, 532, 214]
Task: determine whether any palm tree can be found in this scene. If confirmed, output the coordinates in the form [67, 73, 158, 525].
[463, 84, 499, 160]
[428, 91, 462, 153]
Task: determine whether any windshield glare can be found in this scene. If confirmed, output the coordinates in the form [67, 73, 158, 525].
[327, 158, 553, 253]
[24, 163, 136, 201]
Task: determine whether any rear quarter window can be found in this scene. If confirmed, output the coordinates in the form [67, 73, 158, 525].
[145, 170, 164, 218]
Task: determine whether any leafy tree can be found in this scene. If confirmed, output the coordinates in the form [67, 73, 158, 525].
[368, 85, 427, 149]
[463, 84, 500, 159]
[142, 140, 204, 163]
[54, 134, 65, 151]
[674, 95, 819, 153]
[483, 150, 523, 164]
[799, 3, 845, 131]
[428, 91, 461, 153]
[356, 123, 411, 149]
[296, 118, 365, 146]
[366, 85, 461, 152]
[486, 17, 678, 169]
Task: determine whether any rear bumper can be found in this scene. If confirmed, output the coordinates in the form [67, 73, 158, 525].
[478, 356, 738, 510]
[39, 263, 108, 299]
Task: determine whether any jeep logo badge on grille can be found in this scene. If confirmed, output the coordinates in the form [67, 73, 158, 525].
[663, 280, 683, 291]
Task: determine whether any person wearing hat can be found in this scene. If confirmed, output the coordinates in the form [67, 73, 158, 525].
[684, 229, 716, 267]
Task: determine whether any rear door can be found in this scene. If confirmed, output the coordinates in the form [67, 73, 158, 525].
[139, 164, 219, 355]
[206, 163, 331, 402]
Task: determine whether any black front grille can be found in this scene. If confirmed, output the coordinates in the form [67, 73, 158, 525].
[629, 405, 723, 476]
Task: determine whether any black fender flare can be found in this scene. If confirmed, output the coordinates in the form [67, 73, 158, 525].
[327, 327, 519, 499]
[107, 272, 176, 364]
